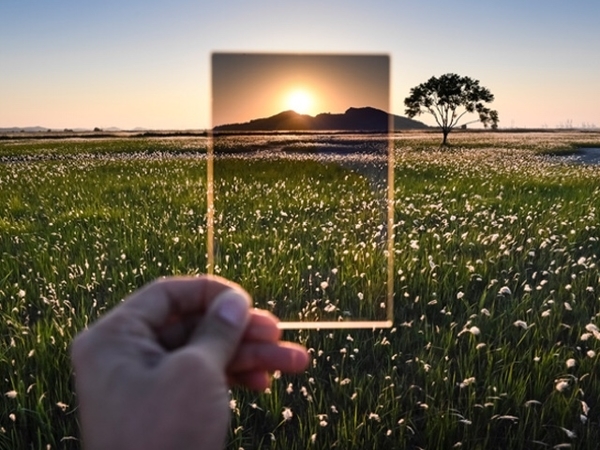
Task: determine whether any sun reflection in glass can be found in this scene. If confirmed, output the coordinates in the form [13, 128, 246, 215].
[286, 89, 314, 115]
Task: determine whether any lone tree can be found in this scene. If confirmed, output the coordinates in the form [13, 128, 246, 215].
[404, 73, 499, 145]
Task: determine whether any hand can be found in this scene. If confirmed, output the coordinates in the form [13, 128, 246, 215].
[71, 275, 309, 450]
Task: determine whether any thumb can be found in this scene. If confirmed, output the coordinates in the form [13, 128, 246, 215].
[188, 287, 251, 370]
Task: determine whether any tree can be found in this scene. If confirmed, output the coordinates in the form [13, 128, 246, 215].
[404, 73, 499, 145]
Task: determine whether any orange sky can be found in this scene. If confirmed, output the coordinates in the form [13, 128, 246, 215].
[212, 53, 389, 127]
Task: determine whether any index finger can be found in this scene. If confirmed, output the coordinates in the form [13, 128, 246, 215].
[243, 309, 282, 342]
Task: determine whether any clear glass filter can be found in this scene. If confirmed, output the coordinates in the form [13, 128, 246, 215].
[208, 52, 394, 329]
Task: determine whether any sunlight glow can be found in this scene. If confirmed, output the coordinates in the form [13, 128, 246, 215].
[286, 89, 314, 115]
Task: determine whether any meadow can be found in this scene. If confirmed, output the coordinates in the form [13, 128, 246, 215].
[2, 130, 600, 449]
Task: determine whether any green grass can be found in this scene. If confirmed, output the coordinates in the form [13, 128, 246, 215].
[0, 137, 206, 160]
[2, 131, 600, 449]
[213, 156, 389, 322]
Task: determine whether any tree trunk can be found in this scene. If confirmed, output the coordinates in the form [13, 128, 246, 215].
[442, 129, 449, 146]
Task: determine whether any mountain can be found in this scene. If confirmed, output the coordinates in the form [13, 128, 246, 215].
[213, 107, 429, 132]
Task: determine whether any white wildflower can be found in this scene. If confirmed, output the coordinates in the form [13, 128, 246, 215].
[581, 401, 590, 415]
[324, 303, 336, 313]
[282, 407, 293, 421]
[494, 415, 519, 422]
[524, 400, 542, 407]
[56, 402, 68, 412]
[498, 286, 512, 296]
[560, 427, 576, 439]
[459, 377, 476, 388]
[300, 386, 309, 398]
[585, 323, 599, 333]
[513, 320, 528, 330]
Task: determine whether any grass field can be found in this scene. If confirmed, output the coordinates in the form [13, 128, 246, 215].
[2, 131, 600, 449]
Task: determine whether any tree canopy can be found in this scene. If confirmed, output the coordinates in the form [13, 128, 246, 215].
[404, 73, 499, 145]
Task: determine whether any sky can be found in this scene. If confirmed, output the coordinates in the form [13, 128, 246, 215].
[212, 53, 389, 126]
[1, 0, 599, 130]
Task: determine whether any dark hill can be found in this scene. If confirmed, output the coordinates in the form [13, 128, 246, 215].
[214, 107, 428, 132]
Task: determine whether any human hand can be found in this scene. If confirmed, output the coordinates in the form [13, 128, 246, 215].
[71, 276, 309, 450]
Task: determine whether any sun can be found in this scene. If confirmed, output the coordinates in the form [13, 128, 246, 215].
[286, 89, 314, 115]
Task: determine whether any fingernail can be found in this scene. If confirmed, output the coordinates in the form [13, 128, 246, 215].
[215, 290, 248, 327]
